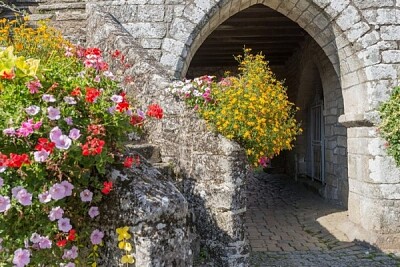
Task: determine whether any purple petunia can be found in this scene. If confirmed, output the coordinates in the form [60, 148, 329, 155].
[64, 96, 77, 105]
[0, 177, 3, 188]
[90, 229, 104, 245]
[30, 233, 52, 249]
[33, 150, 50, 162]
[38, 191, 51, 203]
[48, 206, 64, 221]
[64, 117, 73, 126]
[47, 106, 61, 120]
[62, 245, 78, 260]
[80, 189, 93, 202]
[61, 181, 74, 197]
[110, 95, 123, 103]
[13, 248, 30, 267]
[55, 135, 72, 150]
[15, 188, 32, 206]
[38, 236, 52, 249]
[42, 94, 56, 102]
[68, 128, 81, 140]
[88, 206, 99, 218]
[49, 127, 71, 150]
[25, 105, 40, 116]
[0, 195, 11, 212]
[58, 218, 72, 233]
[49, 183, 67, 201]
[3, 127, 15, 136]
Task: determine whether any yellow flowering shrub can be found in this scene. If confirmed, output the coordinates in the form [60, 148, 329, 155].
[0, 17, 68, 60]
[171, 49, 302, 165]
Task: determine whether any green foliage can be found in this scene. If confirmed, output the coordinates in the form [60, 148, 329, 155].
[379, 86, 400, 165]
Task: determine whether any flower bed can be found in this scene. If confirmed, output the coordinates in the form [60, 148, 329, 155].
[0, 18, 161, 266]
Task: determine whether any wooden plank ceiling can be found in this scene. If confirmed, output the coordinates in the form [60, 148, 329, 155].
[189, 4, 306, 68]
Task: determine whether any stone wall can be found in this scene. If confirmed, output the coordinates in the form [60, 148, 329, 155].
[86, 9, 249, 266]
[100, 156, 191, 266]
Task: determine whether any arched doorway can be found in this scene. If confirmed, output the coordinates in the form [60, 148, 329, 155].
[186, 4, 348, 206]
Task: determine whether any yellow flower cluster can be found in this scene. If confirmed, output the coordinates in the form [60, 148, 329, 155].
[0, 17, 69, 61]
[116, 227, 135, 265]
[200, 49, 302, 165]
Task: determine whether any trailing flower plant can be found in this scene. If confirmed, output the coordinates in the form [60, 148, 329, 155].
[0, 17, 162, 266]
[170, 49, 301, 166]
[379, 86, 400, 166]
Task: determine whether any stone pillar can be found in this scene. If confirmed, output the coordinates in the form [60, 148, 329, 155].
[342, 122, 400, 251]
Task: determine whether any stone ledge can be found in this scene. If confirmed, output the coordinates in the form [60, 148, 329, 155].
[338, 113, 374, 127]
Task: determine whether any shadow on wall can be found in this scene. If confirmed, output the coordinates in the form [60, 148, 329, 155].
[183, 178, 249, 266]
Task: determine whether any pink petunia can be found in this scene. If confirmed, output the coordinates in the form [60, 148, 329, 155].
[55, 135, 72, 150]
[26, 79, 42, 94]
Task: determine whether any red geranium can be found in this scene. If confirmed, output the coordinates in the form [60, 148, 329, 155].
[87, 124, 105, 136]
[67, 229, 76, 241]
[71, 87, 81, 96]
[7, 153, 30, 168]
[56, 239, 67, 247]
[130, 115, 144, 126]
[81, 137, 105, 156]
[146, 104, 163, 119]
[35, 138, 55, 153]
[101, 181, 113, 195]
[85, 87, 101, 103]
[84, 47, 102, 57]
[116, 101, 129, 112]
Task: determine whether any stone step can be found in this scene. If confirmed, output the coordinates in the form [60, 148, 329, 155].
[153, 162, 175, 177]
[125, 143, 162, 164]
[36, 3, 85, 12]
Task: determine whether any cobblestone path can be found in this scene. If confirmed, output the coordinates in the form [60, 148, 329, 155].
[246, 172, 400, 267]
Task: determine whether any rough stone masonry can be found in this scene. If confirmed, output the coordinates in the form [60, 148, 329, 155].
[7, 0, 400, 264]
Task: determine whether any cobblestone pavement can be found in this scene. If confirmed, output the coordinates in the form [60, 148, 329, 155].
[246, 172, 400, 267]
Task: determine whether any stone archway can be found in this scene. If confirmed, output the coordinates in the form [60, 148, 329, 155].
[170, 0, 400, 252]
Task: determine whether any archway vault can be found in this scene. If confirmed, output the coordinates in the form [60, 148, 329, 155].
[180, 0, 343, 80]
